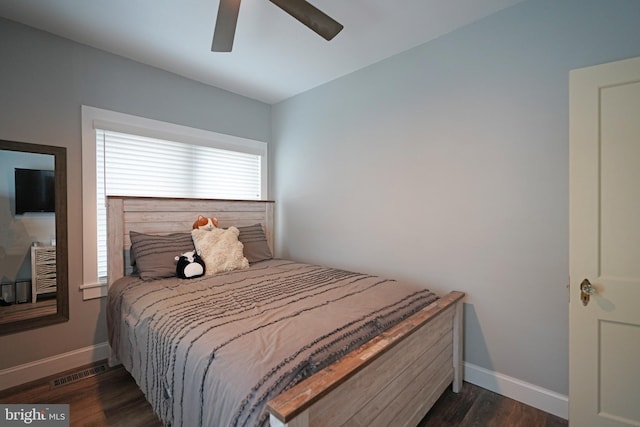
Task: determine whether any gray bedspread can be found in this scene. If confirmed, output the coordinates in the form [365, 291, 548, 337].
[107, 259, 438, 427]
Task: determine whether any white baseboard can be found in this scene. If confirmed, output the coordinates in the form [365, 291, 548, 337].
[0, 342, 110, 391]
[464, 362, 568, 420]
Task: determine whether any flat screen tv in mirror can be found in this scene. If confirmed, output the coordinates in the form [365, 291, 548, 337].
[14, 168, 56, 215]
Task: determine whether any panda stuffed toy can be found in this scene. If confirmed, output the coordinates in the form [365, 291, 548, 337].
[175, 250, 206, 279]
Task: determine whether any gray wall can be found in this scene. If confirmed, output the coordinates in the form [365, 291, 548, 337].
[0, 17, 271, 370]
[271, 0, 640, 395]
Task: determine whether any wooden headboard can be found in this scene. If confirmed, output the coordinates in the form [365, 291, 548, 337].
[106, 196, 274, 285]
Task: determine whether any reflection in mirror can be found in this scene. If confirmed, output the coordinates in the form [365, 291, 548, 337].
[0, 140, 68, 335]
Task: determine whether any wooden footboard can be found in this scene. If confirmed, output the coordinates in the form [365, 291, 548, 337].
[267, 291, 465, 427]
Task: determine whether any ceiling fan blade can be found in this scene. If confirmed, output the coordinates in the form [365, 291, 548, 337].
[212, 0, 241, 52]
[269, 0, 343, 41]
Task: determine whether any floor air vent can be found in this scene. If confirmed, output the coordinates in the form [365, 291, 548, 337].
[50, 363, 108, 388]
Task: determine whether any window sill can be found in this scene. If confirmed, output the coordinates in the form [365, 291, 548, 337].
[80, 282, 108, 300]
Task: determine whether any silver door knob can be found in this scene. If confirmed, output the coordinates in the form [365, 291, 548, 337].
[580, 279, 596, 306]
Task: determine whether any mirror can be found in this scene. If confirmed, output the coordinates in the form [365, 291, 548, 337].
[0, 139, 68, 335]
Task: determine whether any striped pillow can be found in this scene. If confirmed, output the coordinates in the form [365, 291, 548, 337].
[129, 231, 195, 280]
[237, 224, 272, 263]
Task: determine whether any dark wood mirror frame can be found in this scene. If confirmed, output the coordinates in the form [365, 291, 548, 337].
[0, 139, 69, 335]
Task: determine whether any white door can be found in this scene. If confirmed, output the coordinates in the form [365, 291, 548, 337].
[569, 56, 640, 427]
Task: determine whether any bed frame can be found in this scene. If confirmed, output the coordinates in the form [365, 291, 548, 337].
[106, 196, 465, 427]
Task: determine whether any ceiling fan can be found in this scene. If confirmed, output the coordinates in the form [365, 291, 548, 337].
[212, 0, 343, 52]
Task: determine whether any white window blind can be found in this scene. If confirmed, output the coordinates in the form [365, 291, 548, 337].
[95, 129, 262, 280]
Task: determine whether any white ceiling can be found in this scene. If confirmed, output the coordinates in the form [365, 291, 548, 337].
[0, 0, 524, 104]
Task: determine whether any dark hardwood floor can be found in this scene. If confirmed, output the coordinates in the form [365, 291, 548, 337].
[418, 382, 567, 427]
[0, 296, 56, 323]
[0, 361, 567, 426]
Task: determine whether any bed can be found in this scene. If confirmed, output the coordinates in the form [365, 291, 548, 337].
[106, 196, 465, 427]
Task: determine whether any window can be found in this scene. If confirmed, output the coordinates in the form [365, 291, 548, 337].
[81, 106, 267, 299]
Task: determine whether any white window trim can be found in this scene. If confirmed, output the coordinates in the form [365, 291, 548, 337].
[80, 105, 268, 300]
